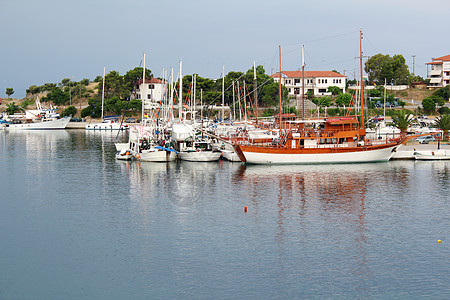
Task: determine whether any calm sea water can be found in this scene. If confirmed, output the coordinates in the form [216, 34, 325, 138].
[1, 130, 450, 299]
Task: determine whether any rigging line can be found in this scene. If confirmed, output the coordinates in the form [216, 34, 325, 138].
[282, 30, 359, 47]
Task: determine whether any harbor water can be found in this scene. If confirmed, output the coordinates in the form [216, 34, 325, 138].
[1, 130, 450, 299]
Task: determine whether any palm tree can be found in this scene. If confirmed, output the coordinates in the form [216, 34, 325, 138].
[435, 114, 450, 141]
[392, 110, 413, 136]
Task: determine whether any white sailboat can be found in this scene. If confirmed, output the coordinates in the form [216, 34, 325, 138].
[86, 67, 127, 131]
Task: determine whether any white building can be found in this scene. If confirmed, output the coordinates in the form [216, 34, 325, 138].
[132, 78, 166, 109]
[271, 70, 346, 97]
[426, 55, 450, 88]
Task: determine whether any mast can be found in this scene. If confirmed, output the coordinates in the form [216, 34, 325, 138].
[384, 78, 387, 121]
[243, 81, 247, 121]
[232, 81, 235, 121]
[237, 81, 242, 121]
[301, 45, 305, 119]
[359, 29, 365, 129]
[254, 61, 258, 124]
[193, 74, 196, 120]
[170, 67, 174, 120]
[141, 53, 146, 121]
[222, 65, 225, 121]
[278, 45, 282, 133]
[179, 60, 182, 120]
[101, 66, 105, 120]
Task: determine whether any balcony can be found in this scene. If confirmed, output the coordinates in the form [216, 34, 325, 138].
[429, 69, 442, 76]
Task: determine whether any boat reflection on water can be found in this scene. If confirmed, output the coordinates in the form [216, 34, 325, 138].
[235, 162, 412, 292]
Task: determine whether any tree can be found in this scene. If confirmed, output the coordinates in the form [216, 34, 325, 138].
[422, 97, 436, 114]
[6, 88, 14, 98]
[42, 88, 69, 105]
[6, 102, 20, 114]
[364, 54, 410, 84]
[327, 86, 341, 95]
[61, 106, 77, 117]
[335, 93, 352, 107]
[434, 114, 450, 141]
[433, 86, 450, 99]
[392, 110, 413, 136]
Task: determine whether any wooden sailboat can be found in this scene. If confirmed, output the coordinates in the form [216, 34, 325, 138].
[233, 31, 408, 164]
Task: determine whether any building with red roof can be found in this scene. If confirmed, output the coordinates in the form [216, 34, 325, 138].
[270, 70, 346, 97]
[426, 55, 450, 88]
[131, 77, 166, 109]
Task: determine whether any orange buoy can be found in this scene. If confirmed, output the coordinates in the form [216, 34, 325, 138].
[244, 206, 247, 213]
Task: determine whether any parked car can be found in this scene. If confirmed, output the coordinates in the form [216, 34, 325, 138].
[371, 115, 384, 122]
[70, 117, 83, 122]
[415, 135, 435, 144]
[125, 117, 136, 123]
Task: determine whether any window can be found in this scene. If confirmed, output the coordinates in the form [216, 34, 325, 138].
[136, 94, 141, 99]
[147, 94, 151, 99]
[149, 84, 155, 89]
[325, 79, 327, 84]
[319, 88, 326, 93]
[294, 79, 300, 84]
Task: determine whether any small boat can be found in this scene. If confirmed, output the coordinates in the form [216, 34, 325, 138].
[177, 141, 222, 162]
[115, 149, 134, 161]
[414, 149, 450, 160]
[85, 116, 128, 130]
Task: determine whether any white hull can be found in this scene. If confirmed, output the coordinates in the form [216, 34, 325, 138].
[178, 151, 222, 162]
[414, 150, 450, 160]
[115, 143, 129, 151]
[138, 150, 177, 162]
[115, 153, 134, 161]
[86, 122, 127, 130]
[7, 117, 70, 130]
[221, 149, 241, 162]
[241, 145, 399, 164]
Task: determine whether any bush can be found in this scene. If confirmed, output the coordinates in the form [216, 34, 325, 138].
[61, 106, 77, 117]
[438, 106, 450, 115]
[263, 108, 275, 117]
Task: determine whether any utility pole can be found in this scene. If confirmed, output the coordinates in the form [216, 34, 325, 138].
[412, 55, 416, 75]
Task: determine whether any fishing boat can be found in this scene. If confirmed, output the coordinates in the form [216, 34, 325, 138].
[126, 122, 177, 162]
[6, 97, 70, 130]
[233, 30, 407, 164]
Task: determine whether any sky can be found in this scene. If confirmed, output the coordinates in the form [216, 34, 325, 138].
[1, 0, 450, 99]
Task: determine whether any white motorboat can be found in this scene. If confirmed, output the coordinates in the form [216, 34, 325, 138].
[85, 117, 128, 130]
[414, 149, 450, 160]
[7, 116, 71, 130]
[177, 149, 222, 162]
